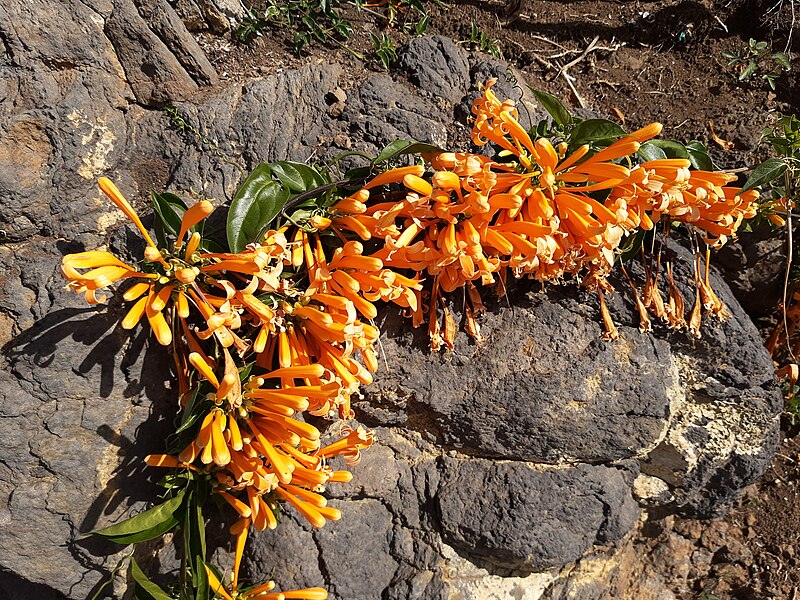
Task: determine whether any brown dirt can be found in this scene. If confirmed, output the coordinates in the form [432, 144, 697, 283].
[196, 1, 800, 597]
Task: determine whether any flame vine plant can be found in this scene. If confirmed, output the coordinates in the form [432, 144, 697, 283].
[65, 81, 764, 599]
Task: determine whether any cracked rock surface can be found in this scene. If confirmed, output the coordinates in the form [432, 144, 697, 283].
[0, 4, 782, 598]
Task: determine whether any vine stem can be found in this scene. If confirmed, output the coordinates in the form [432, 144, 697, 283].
[782, 166, 797, 361]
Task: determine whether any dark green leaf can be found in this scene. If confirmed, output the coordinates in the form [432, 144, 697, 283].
[199, 238, 226, 254]
[372, 139, 442, 164]
[617, 228, 649, 264]
[158, 192, 188, 210]
[194, 555, 209, 600]
[151, 192, 185, 248]
[529, 87, 572, 128]
[637, 142, 668, 162]
[174, 397, 212, 437]
[569, 118, 626, 145]
[238, 361, 255, 381]
[151, 193, 186, 236]
[227, 165, 291, 253]
[343, 165, 372, 180]
[685, 140, 714, 170]
[131, 557, 174, 600]
[741, 157, 788, 193]
[648, 139, 689, 159]
[92, 490, 185, 542]
[269, 161, 327, 193]
[285, 208, 315, 224]
[185, 495, 207, 589]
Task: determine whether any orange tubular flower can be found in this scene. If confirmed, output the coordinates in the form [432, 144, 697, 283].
[62, 178, 258, 347]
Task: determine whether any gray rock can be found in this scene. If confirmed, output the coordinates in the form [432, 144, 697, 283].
[361, 288, 675, 464]
[632, 238, 781, 518]
[0, 238, 175, 599]
[105, 0, 215, 106]
[136, 0, 218, 87]
[398, 36, 471, 105]
[715, 223, 786, 317]
[343, 73, 451, 157]
[436, 458, 639, 571]
[173, 0, 245, 32]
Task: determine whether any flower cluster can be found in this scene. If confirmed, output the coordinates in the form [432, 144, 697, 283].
[314, 79, 757, 342]
[63, 81, 759, 598]
[63, 179, 381, 599]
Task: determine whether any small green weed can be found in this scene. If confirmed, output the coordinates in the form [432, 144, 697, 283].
[236, 1, 358, 57]
[383, 0, 438, 34]
[722, 38, 791, 90]
[461, 22, 502, 59]
[370, 32, 397, 70]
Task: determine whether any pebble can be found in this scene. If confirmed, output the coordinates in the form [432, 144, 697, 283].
[333, 134, 352, 149]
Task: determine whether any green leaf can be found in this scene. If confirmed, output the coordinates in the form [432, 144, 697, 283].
[648, 139, 689, 159]
[740, 60, 758, 80]
[372, 139, 442, 164]
[616, 228, 649, 264]
[269, 161, 327, 193]
[529, 87, 572, 128]
[130, 557, 174, 600]
[227, 164, 291, 253]
[741, 157, 788, 193]
[151, 192, 186, 247]
[151, 194, 187, 232]
[343, 165, 372, 180]
[185, 493, 207, 590]
[174, 396, 213, 437]
[771, 52, 791, 69]
[637, 142, 667, 162]
[92, 490, 186, 543]
[194, 555, 210, 600]
[685, 140, 714, 170]
[106, 513, 182, 545]
[569, 118, 626, 145]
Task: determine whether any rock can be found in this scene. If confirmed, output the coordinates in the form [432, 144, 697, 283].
[143, 63, 346, 202]
[362, 286, 676, 465]
[635, 239, 781, 518]
[714, 223, 786, 318]
[135, 0, 218, 87]
[106, 0, 217, 106]
[436, 458, 640, 571]
[398, 36, 470, 104]
[0, 236, 176, 599]
[173, 0, 245, 33]
[633, 474, 674, 506]
[343, 74, 450, 157]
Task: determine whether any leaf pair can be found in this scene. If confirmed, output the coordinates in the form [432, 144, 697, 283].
[638, 139, 713, 170]
[227, 161, 327, 253]
[90, 489, 187, 545]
